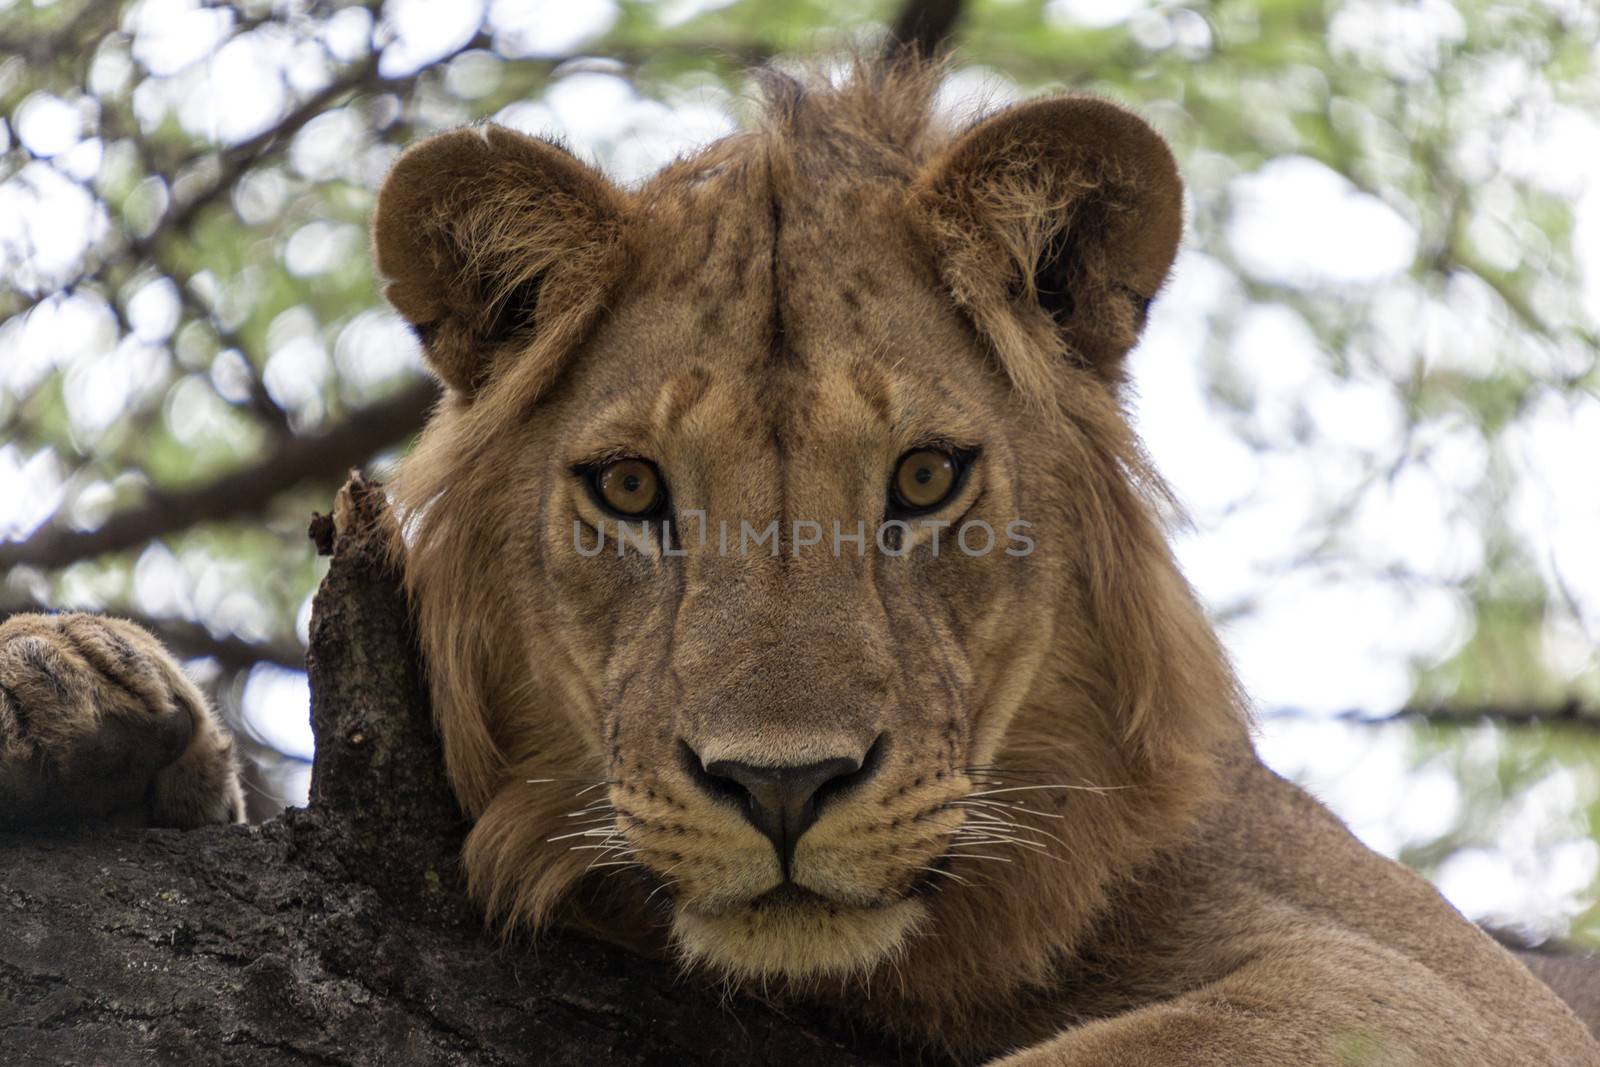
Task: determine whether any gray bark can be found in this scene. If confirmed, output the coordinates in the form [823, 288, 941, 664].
[0, 475, 891, 1066]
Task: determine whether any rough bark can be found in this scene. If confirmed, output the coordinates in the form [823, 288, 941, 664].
[0, 475, 892, 1067]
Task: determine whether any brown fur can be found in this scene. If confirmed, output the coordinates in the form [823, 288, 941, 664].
[0, 612, 243, 828]
[372, 60, 1599, 1064]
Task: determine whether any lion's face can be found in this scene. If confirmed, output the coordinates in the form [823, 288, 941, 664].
[517, 212, 1068, 976]
[382, 67, 1241, 997]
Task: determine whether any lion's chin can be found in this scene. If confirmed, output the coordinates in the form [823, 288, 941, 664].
[671, 887, 927, 983]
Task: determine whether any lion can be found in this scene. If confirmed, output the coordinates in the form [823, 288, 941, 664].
[2, 61, 1595, 1065]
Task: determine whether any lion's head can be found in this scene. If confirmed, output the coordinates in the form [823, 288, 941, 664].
[377, 63, 1245, 1017]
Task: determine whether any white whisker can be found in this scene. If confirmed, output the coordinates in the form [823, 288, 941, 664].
[953, 831, 1048, 852]
[559, 811, 618, 825]
[951, 797, 1067, 820]
[548, 827, 623, 842]
[644, 862, 687, 908]
[957, 815, 1071, 849]
[967, 784, 1126, 797]
[914, 865, 972, 887]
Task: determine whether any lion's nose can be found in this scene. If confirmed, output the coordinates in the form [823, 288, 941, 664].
[683, 736, 884, 878]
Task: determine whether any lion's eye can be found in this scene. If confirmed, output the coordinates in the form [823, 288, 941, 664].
[596, 459, 664, 517]
[891, 449, 961, 513]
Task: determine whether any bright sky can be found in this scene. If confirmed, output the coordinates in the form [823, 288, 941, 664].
[3, 0, 1599, 942]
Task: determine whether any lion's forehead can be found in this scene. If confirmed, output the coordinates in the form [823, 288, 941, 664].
[620, 142, 953, 363]
[567, 164, 995, 497]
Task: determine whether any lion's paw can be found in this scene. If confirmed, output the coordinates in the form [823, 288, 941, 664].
[0, 612, 244, 828]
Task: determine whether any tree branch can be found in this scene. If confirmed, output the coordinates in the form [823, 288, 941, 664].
[137, 614, 303, 672]
[150, 247, 296, 437]
[0, 24, 491, 325]
[885, 0, 964, 58]
[0, 0, 122, 64]
[1261, 700, 1600, 730]
[0, 381, 436, 573]
[0, 597, 304, 672]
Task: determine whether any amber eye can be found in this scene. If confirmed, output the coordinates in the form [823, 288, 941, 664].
[891, 449, 961, 513]
[596, 459, 664, 517]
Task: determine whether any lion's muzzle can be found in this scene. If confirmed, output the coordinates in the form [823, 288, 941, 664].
[680, 733, 886, 878]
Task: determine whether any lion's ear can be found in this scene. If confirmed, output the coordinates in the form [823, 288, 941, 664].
[372, 125, 625, 397]
[914, 97, 1183, 387]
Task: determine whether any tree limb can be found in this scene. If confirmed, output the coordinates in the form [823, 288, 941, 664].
[142, 614, 303, 673]
[0, 0, 122, 64]
[0, 23, 488, 325]
[885, 0, 964, 58]
[0, 381, 437, 573]
[1261, 700, 1600, 730]
[0, 594, 304, 671]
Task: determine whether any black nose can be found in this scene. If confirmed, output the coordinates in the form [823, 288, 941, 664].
[683, 737, 884, 878]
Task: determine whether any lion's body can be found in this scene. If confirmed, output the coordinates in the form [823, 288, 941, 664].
[969, 756, 1589, 1063]
[3, 60, 1595, 1065]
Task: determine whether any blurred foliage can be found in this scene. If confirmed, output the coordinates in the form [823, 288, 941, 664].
[1, 0, 1598, 938]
